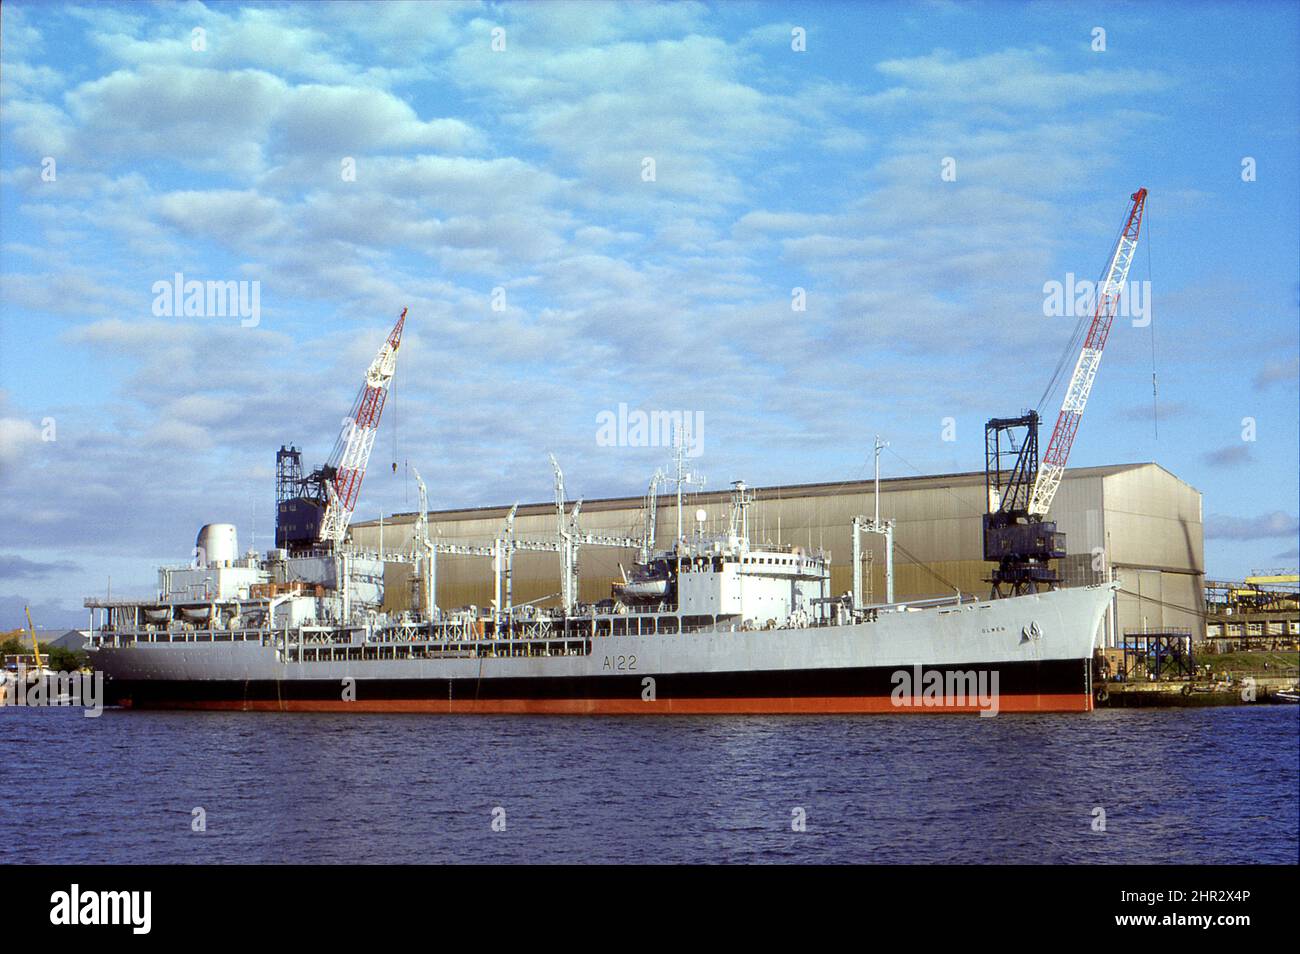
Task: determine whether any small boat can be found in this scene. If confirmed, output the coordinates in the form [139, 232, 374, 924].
[612, 558, 673, 604]
[1272, 688, 1299, 704]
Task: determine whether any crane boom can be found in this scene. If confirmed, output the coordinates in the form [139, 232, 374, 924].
[318, 308, 407, 544]
[25, 605, 44, 671]
[1028, 188, 1146, 516]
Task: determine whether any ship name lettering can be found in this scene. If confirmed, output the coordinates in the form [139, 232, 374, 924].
[603, 655, 637, 672]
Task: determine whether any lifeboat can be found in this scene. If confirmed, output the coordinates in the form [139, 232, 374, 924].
[614, 578, 669, 601]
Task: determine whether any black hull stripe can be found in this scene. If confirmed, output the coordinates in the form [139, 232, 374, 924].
[106, 659, 1088, 705]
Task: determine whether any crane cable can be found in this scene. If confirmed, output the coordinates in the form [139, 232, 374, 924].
[885, 445, 986, 520]
[892, 537, 964, 594]
[736, 445, 881, 547]
[1117, 586, 1214, 624]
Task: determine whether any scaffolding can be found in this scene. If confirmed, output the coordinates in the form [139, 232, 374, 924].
[1118, 629, 1195, 681]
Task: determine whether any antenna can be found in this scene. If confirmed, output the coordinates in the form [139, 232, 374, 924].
[873, 434, 889, 525]
[675, 433, 686, 543]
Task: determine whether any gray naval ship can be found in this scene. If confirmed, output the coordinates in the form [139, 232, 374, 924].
[85, 310, 1113, 715]
[85, 478, 1113, 715]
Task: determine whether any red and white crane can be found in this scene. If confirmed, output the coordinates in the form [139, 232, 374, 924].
[1028, 188, 1147, 516]
[318, 307, 407, 545]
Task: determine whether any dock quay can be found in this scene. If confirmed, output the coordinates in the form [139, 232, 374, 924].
[1097, 675, 1298, 708]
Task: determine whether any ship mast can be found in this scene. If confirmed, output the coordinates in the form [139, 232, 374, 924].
[671, 429, 704, 545]
[852, 435, 894, 610]
[675, 437, 685, 544]
[872, 434, 887, 525]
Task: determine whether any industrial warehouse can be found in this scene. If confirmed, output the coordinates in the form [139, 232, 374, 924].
[350, 459, 1206, 649]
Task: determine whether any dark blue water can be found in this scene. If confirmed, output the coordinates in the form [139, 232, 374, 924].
[2, 706, 1296, 864]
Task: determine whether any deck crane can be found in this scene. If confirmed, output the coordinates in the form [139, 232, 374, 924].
[549, 454, 573, 613]
[549, 453, 567, 541]
[568, 498, 583, 612]
[409, 464, 430, 559]
[501, 502, 519, 626]
[275, 308, 407, 551]
[639, 469, 666, 563]
[548, 453, 585, 615]
[408, 465, 436, 615]
[984, 189, 1147, 596]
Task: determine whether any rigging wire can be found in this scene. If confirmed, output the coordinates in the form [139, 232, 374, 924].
[885, 445, 986, 520]
[744, 448, 880, 546]
[1036, 208, 1131, 415]
[1146, 204, 1159, 440]
[1117, 587, 1211, 623]
[391, 369, 398, 473]
[1037, 305, 1091, 415]
[892, 537, 963, 594]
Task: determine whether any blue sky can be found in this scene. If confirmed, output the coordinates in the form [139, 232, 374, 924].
[1, 0, 1297, 628]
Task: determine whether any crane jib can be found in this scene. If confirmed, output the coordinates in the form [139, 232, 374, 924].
[1028, 190, 1146, 517]
[318, 308, 408, 544]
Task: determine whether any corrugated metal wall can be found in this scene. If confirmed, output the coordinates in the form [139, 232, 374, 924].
[1103, 465, 1206, 640]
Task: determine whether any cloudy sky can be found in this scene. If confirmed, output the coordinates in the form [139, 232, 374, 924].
[1, 0, 1297, 628]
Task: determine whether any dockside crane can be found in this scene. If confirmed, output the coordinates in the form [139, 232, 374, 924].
[25, 605, 44, 673]
[1030, 189, 1147, 516]
[275, 308, 407, 551]
[984, 189, 1147, 596]
[319, 308, 407, 545]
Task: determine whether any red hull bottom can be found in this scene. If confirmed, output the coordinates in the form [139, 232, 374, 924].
[120, 693, 1093, 714]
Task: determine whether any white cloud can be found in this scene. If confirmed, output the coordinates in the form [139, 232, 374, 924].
[448, 32, 799, 205]
[0, 417, 42, 470]
[59, 65, 484, 178]
[156, 189, 290, 243]
[866, 48, 1170, 113]
[0, 1, 1293, 601]
[1205, 512, 1299, 540]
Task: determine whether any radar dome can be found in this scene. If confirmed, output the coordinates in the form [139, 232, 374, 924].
[195, 523, 238, 566]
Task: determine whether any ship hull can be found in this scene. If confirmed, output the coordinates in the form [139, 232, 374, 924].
[112, 697, 1092, 714]
[106, 660, 1090, 713]
[91, 584, 1112, 715]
